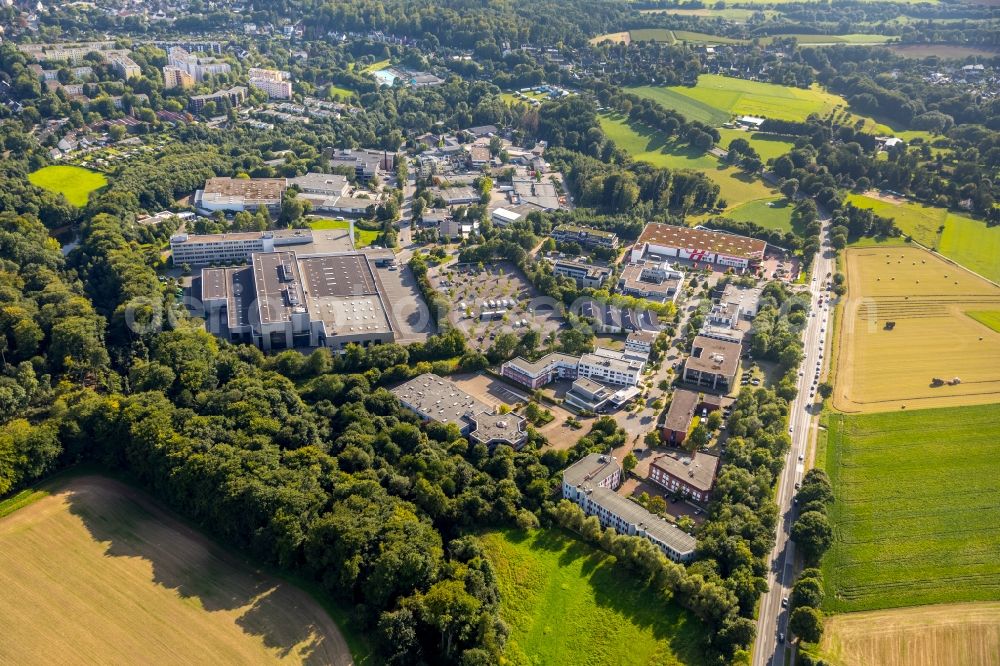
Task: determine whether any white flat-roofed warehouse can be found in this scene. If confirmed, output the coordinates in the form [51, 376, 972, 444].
[200, 250, 396, 351]
[631, 223, 766, 271]
[392, 373, 528, 449]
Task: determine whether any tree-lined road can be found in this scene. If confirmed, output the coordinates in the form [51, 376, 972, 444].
[753, 212, 835, 666]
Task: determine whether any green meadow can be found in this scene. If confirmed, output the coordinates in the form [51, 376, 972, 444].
[28, 165, 107, 207]
[630, 74, 847, 124]
[598, 113, 783, 212]
[482, 528, 705, 665]
[820, 404, 1000, 613]
[967, 311, 1000, 334]
[846, 194, 1000, 283]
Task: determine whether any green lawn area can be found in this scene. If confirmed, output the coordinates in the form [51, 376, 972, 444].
[717, 197, 794, 233]
[598, 113, 783, 211]
[671, 30, 747, 45]
[625, 86, 732, 126]
[359, 59, 390, 73]
[821, 404, 1000, 613]
[327, 85, 357, 100]
[967, 311, 1000, 334]
[481, 528, 705, 665]
[716, 127, 796, 161]
[630, 75, 847, 125]
[599, 113, 718, 170]
[28, 165, 107, 207]
[846, 194, 1000, 283]
[307, 218, 381, 248]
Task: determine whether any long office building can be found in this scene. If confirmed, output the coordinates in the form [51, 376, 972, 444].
[631, 223, 766, 271]
[562, 454, 696, 562]
[170, 228, 312, 266]
[552, 224, 619, 250]
[501, 347, 645, 390]
[201, 250, 396, 351]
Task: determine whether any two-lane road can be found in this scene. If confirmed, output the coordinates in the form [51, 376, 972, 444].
[753, 212, 836, 666]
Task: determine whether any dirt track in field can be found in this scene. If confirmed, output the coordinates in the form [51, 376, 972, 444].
[0, 476, 353, 665]
[819, 602, 1000, 666]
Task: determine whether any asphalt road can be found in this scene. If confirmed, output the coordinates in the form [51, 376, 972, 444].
[752, 212, 835, 666]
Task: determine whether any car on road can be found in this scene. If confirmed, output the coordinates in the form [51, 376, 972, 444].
[794, 482, 800, 490]
[781, 596, 788, 608]
[778, 633, 785, 643]
[798, 453, 804, 461]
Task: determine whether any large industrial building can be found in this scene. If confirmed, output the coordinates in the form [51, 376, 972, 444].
[200, 250, 396, 351]
[391, 373, 528, 449]
[631, 223, 766, 271]
[562, 454, 696, 562]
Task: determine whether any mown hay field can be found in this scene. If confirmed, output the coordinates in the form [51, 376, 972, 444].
[814, 602, 1000, 666]
[821, 404, 1000, 613]
[833, 246, 1000, 413]
[482, 528, 705, 666]
[0, 476, 359, 665]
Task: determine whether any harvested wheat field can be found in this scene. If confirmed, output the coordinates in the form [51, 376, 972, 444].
[0, 476, 353, 666]
[833, 246, 1000, 412]
[816, 602, 1000, 666]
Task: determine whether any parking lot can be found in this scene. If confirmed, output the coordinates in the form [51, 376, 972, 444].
[428, 261, 565, 352]
[376, 262, 435, 343]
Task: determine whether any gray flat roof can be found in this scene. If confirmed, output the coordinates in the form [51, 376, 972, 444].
[687, 335, 742, 378]
[297, 254, 391, 335]
[505, 352, 579, 375]
[253, 251, 305, 325]
[591, 487, 697, 554]
[201, 267, 229, 300]
[392, 373, 490, 426]
[470, 412, 526, 447]
[564, 452, 621, 488]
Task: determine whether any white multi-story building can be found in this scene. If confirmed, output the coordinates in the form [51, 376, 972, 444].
[501, 347, 644, 390]
[562, 453, 696, 562]
[249, 68, 293, 99]
[170, 229, 312, 266]
[193, 177, 286, 213]
[168, 46, 231, 82]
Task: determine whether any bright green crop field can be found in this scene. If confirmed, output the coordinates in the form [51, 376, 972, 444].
[28, 165, 107, 207]
[481, 528, 705, 665]
[630, 75, 847, 125]
[846, 194, 1000, 283]
[967, 311, 1000, 334]
[820, 404, 1000, 613]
